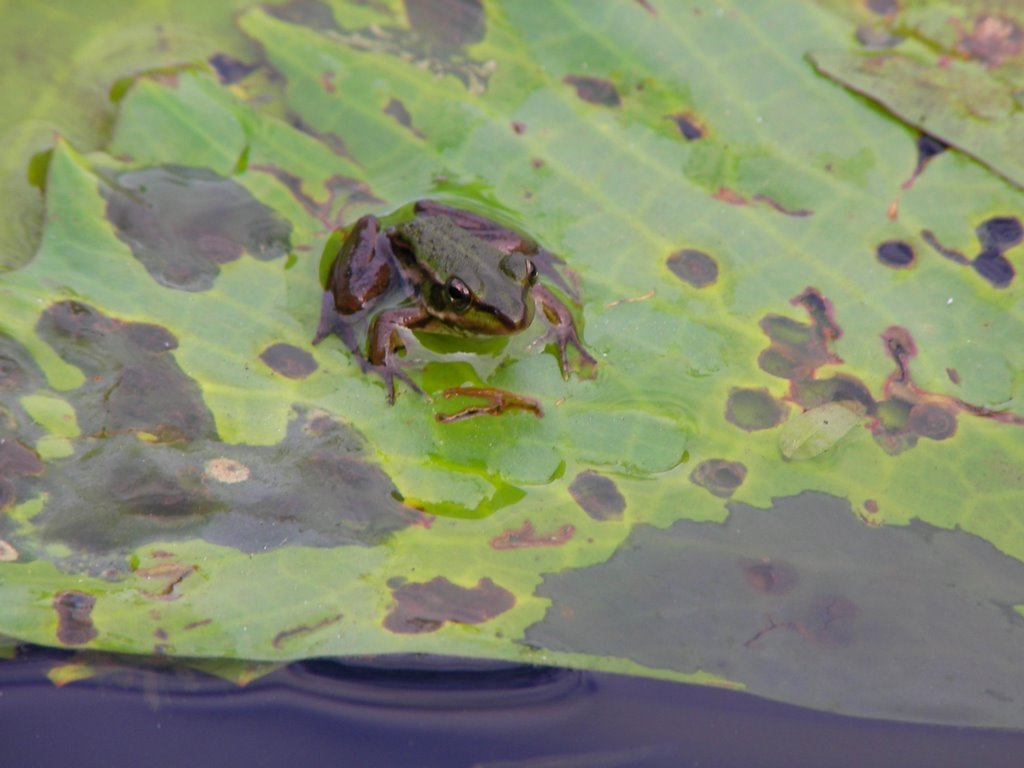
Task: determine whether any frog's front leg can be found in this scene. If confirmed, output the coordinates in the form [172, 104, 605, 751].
[313, 215, 395, 370]
[367, 306, 430, 403]
[531, 284, 597, 379]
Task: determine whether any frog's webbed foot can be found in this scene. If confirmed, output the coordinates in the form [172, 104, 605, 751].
[531, 284, 597, 379]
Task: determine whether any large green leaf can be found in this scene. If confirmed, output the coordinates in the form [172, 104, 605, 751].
[1, 0, 1023, 728]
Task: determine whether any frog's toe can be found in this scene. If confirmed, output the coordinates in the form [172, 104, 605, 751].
[372, 363, 423, 404]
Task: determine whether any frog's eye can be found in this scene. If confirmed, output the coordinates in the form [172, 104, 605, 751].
[526, 259, 538, 285]
[446, 278, 472, 312]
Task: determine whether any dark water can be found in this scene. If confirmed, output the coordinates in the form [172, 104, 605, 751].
[2, 648, 1022, 768]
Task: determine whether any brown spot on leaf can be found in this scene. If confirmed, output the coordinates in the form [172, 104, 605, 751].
[907, 402, 957, 440]
[491, 519, 575, 549]
[956, 15, 1023, 68]
[103, 165, 291, 292]
[272, 613, 343, 649]
[0, 438, 44, 512]
[260, 343, 318, 380]
[752, 194, 813, 218]
[405, 0, 485, 53]
[740, 558, 798, 596]
[384, 576, 514, 634]
[973, 250, 1015, 288]
[568, 470, 626, 521]
[666, 249, 718, 288]
[563, 75, 621, 107]
[53, 591, 98, 645]
[137, 561, 196, 600]
[725, 387, 787, 432]
[923, 216, 1021, 288]
[714, 187, 748, 206]
[977, 216, 1023, 251]
[383, 98, 425, 138]
[876, 240, 915, 268]
[946, 367, 960, 385]
[668, 112, 704, 140]
[184, 619, 213, 631]
[511, 121, 526, 135]
[901, 133, 948, 190]
[266, 0, 341, 32]
[690, 459, 747, 498]
[208, 53, 258, 84]
[635, 0, 657, 15]
[0, 438, 44, 476]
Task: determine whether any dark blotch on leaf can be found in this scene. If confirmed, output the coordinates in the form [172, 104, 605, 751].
[524, 490, 1024, 727]
[725, 387, 787, 432]
[103, 165, 291, 291]
[876, 240, 915, 268]
[208, 53, 258, 84]
[669, 113, 704, 141]
[866, 0, 898, 14]
[563, 75, 621, 107]
[36, 301, 216, 443]
[0, 439, 44, 476]
[383, 98, 424, 138]
[973, 249, 1015, 288]
[667, 249, 718, 288]
[384, 576, 514, 634]
[405, 0, 485, 53]
[690, 459, 747, 498]
[568, 470, 626, 521]
[791, 374, 875, 414]
[53, 590, 98, 645]
[266, 0, 341, 32]
[907, 403, 957, 440]
[36, 409, 412, 553]
[260, 343, 318, 380]
[976, 216, 1023, 252]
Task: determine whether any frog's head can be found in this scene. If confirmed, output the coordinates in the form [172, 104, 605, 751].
[394, 216, 538, 335]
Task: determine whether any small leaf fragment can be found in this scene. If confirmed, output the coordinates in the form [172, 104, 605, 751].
[779, 402, 862, 460]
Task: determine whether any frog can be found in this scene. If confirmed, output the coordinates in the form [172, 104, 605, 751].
[313, 200, 596, 402]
